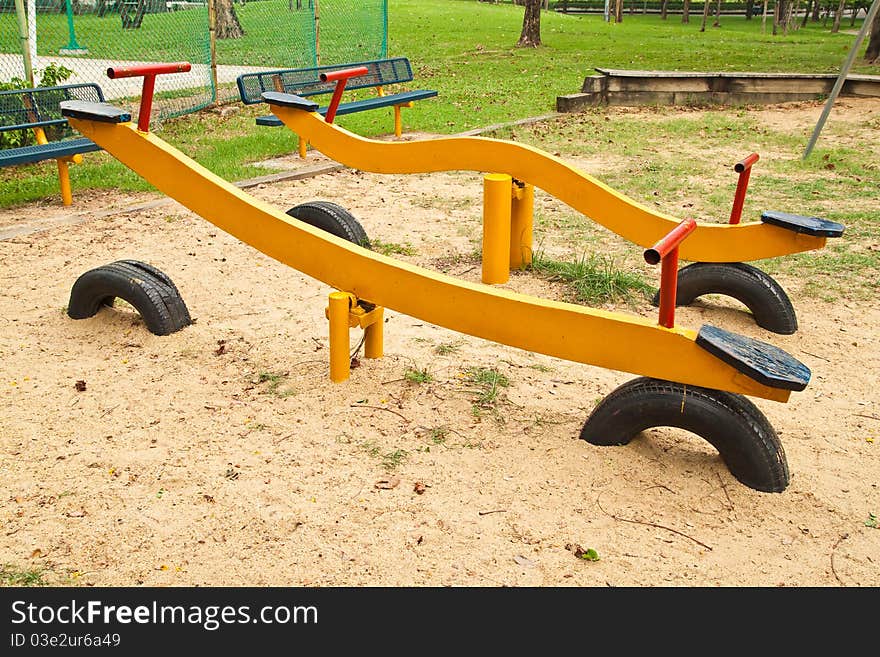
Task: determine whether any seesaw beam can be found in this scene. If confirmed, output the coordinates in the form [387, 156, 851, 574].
[64, 115, 791, 402]
[267, 102, 828, 264]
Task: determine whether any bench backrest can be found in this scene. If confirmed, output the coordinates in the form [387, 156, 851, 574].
[0, 83, 105, 134]
[237, 57, 414, 106]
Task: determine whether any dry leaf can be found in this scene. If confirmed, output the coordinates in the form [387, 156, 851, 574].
[214, 340, 227, 356]
[30, 548, 42, 559]
[413, 482, 427, 495]
[374, 477, 400, 490]
[74, 380, 86, 392]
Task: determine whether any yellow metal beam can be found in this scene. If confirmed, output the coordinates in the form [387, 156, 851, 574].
[268, 105, 827, 263]
[66, 116, 793, 403]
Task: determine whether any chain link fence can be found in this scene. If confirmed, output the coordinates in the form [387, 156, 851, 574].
[0, 0, 387, 123]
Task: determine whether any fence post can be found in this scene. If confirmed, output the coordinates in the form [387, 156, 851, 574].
[208, 0, 219, 104]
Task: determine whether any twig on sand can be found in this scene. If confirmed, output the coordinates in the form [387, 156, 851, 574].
[349, 404, 410, 423]
[596, 490, 713, 551]
[478, 509, 507, 516]
[830, 533, 849, 587]
[716, 472, 734, 511]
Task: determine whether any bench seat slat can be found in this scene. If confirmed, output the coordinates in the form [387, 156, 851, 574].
[256, 89, 439, 127]
[0, 138, 101, 167]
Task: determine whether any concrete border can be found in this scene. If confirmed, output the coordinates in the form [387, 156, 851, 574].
[557, 68, 880, 111]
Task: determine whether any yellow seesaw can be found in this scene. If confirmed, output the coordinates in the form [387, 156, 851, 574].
[59, 63, 814, 493]
[246, 66, 844, 335]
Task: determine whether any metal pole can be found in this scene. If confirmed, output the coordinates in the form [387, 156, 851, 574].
[27, 0, 37, 85]
[207, 0, 218, 103]
[803, 0, 880, 159]
[60, 0, 87, 55]
[13, 0, 33, 86]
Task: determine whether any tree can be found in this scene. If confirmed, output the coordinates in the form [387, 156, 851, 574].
[215, 0, 244, 39]
[682, 0, 691, 24]
[867, 3, 880, 62]
[517, 0, 542, 47]
[831, 0, 847, 32]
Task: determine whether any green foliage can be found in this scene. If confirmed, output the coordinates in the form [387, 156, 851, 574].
[1, 563, 47, 586]
[530, 251, 655, 306]
[0, 63, 74, 150]
[404, 366, 433, 384]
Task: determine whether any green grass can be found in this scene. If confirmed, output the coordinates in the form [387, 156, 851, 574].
[404, 366, 433, 384]
[371, 239, 417, 256]
[466, 366, 511, 409]
[2, 3, 878, 206]
[530, 251, 656, 305]
[1, 564, 47, 587]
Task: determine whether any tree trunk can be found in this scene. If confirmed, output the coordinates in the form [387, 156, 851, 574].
[682, 0, 691, 23]
[812, 0, 821, 21]
[746, 0, 754, 18]
[713, 0, 722, 25]
[700, 0, 711, 30]
[517, 0, 542, 48]
[660, 0, 669, 19]
[215, 0, 244, 39]
[866, 4, 880, 62]
[831, 0, 846, 31]
[801, 0, 813, 26]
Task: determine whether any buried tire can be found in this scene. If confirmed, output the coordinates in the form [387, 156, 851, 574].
[651, 262, 797, 334]
[580, 377, 790, 493]
[67, 260, 191, 336]
[286, 201, 370, 248]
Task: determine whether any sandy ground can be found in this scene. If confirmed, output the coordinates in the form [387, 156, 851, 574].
[0, 100, 878, 588]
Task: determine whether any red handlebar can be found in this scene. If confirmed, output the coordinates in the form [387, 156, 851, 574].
[644, 218, 697, 266]
[106, 62, 192, 132]
[107, 62, 192, 79]
[320, 66, 370, 124]
[729, 152, 760, 224]
[319, 66, 369, 83]
[644, 218, 697, 329]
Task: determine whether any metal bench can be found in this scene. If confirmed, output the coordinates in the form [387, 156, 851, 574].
[0, 83, 105, 205]
[236, 57, 438, 157]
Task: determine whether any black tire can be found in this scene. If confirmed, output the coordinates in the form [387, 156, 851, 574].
[286, 201, 371, 249]
[580, 377, 790, 493]
[116, 259, 192, 329]
[651, 262, 798, 335]
[67, 260, 191, 336]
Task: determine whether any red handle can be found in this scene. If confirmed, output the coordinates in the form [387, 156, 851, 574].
[319, 66, 369, 83]
[106, 62, 192, 132]
[734, 152, 759, 173]
[730, 152, 760, 224]
[644, 218, 697, 265]
[320, 67, 370, 124]
[644, 218, 697, 329]
[107, 62, 191, 79]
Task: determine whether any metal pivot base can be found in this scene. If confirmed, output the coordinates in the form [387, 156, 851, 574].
[326, 291, 384, 382]
[580, 377, 790, 493]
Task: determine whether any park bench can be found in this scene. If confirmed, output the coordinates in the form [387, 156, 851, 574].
[0, 83, 105, 205]
[236, 56, 438, 157]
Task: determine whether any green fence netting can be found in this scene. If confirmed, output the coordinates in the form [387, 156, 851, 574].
[0, 0, 387, 125]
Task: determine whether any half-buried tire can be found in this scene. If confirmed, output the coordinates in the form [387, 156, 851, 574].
[67, 260, 191, 336]
[580, 377, 790, 493]
[286, 201, 371, 249]
[651, 262, 798, 335]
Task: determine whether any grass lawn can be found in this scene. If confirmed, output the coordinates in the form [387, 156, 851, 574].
[1, 1, 878, 206]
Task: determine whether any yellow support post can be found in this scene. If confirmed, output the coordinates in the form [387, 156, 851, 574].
[298, 136, 308, 159]
[57, 159, 73, 206]
[364, 306, 384, 359]
[394, 105, 402, 138]
[482, 173, 512, 285]
[510, 180, 534, 269]
[328, 291, 352, 382]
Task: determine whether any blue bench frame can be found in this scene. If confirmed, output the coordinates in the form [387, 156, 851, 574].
[0, 83, 105, 205]
[236, 57, 437, 157]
